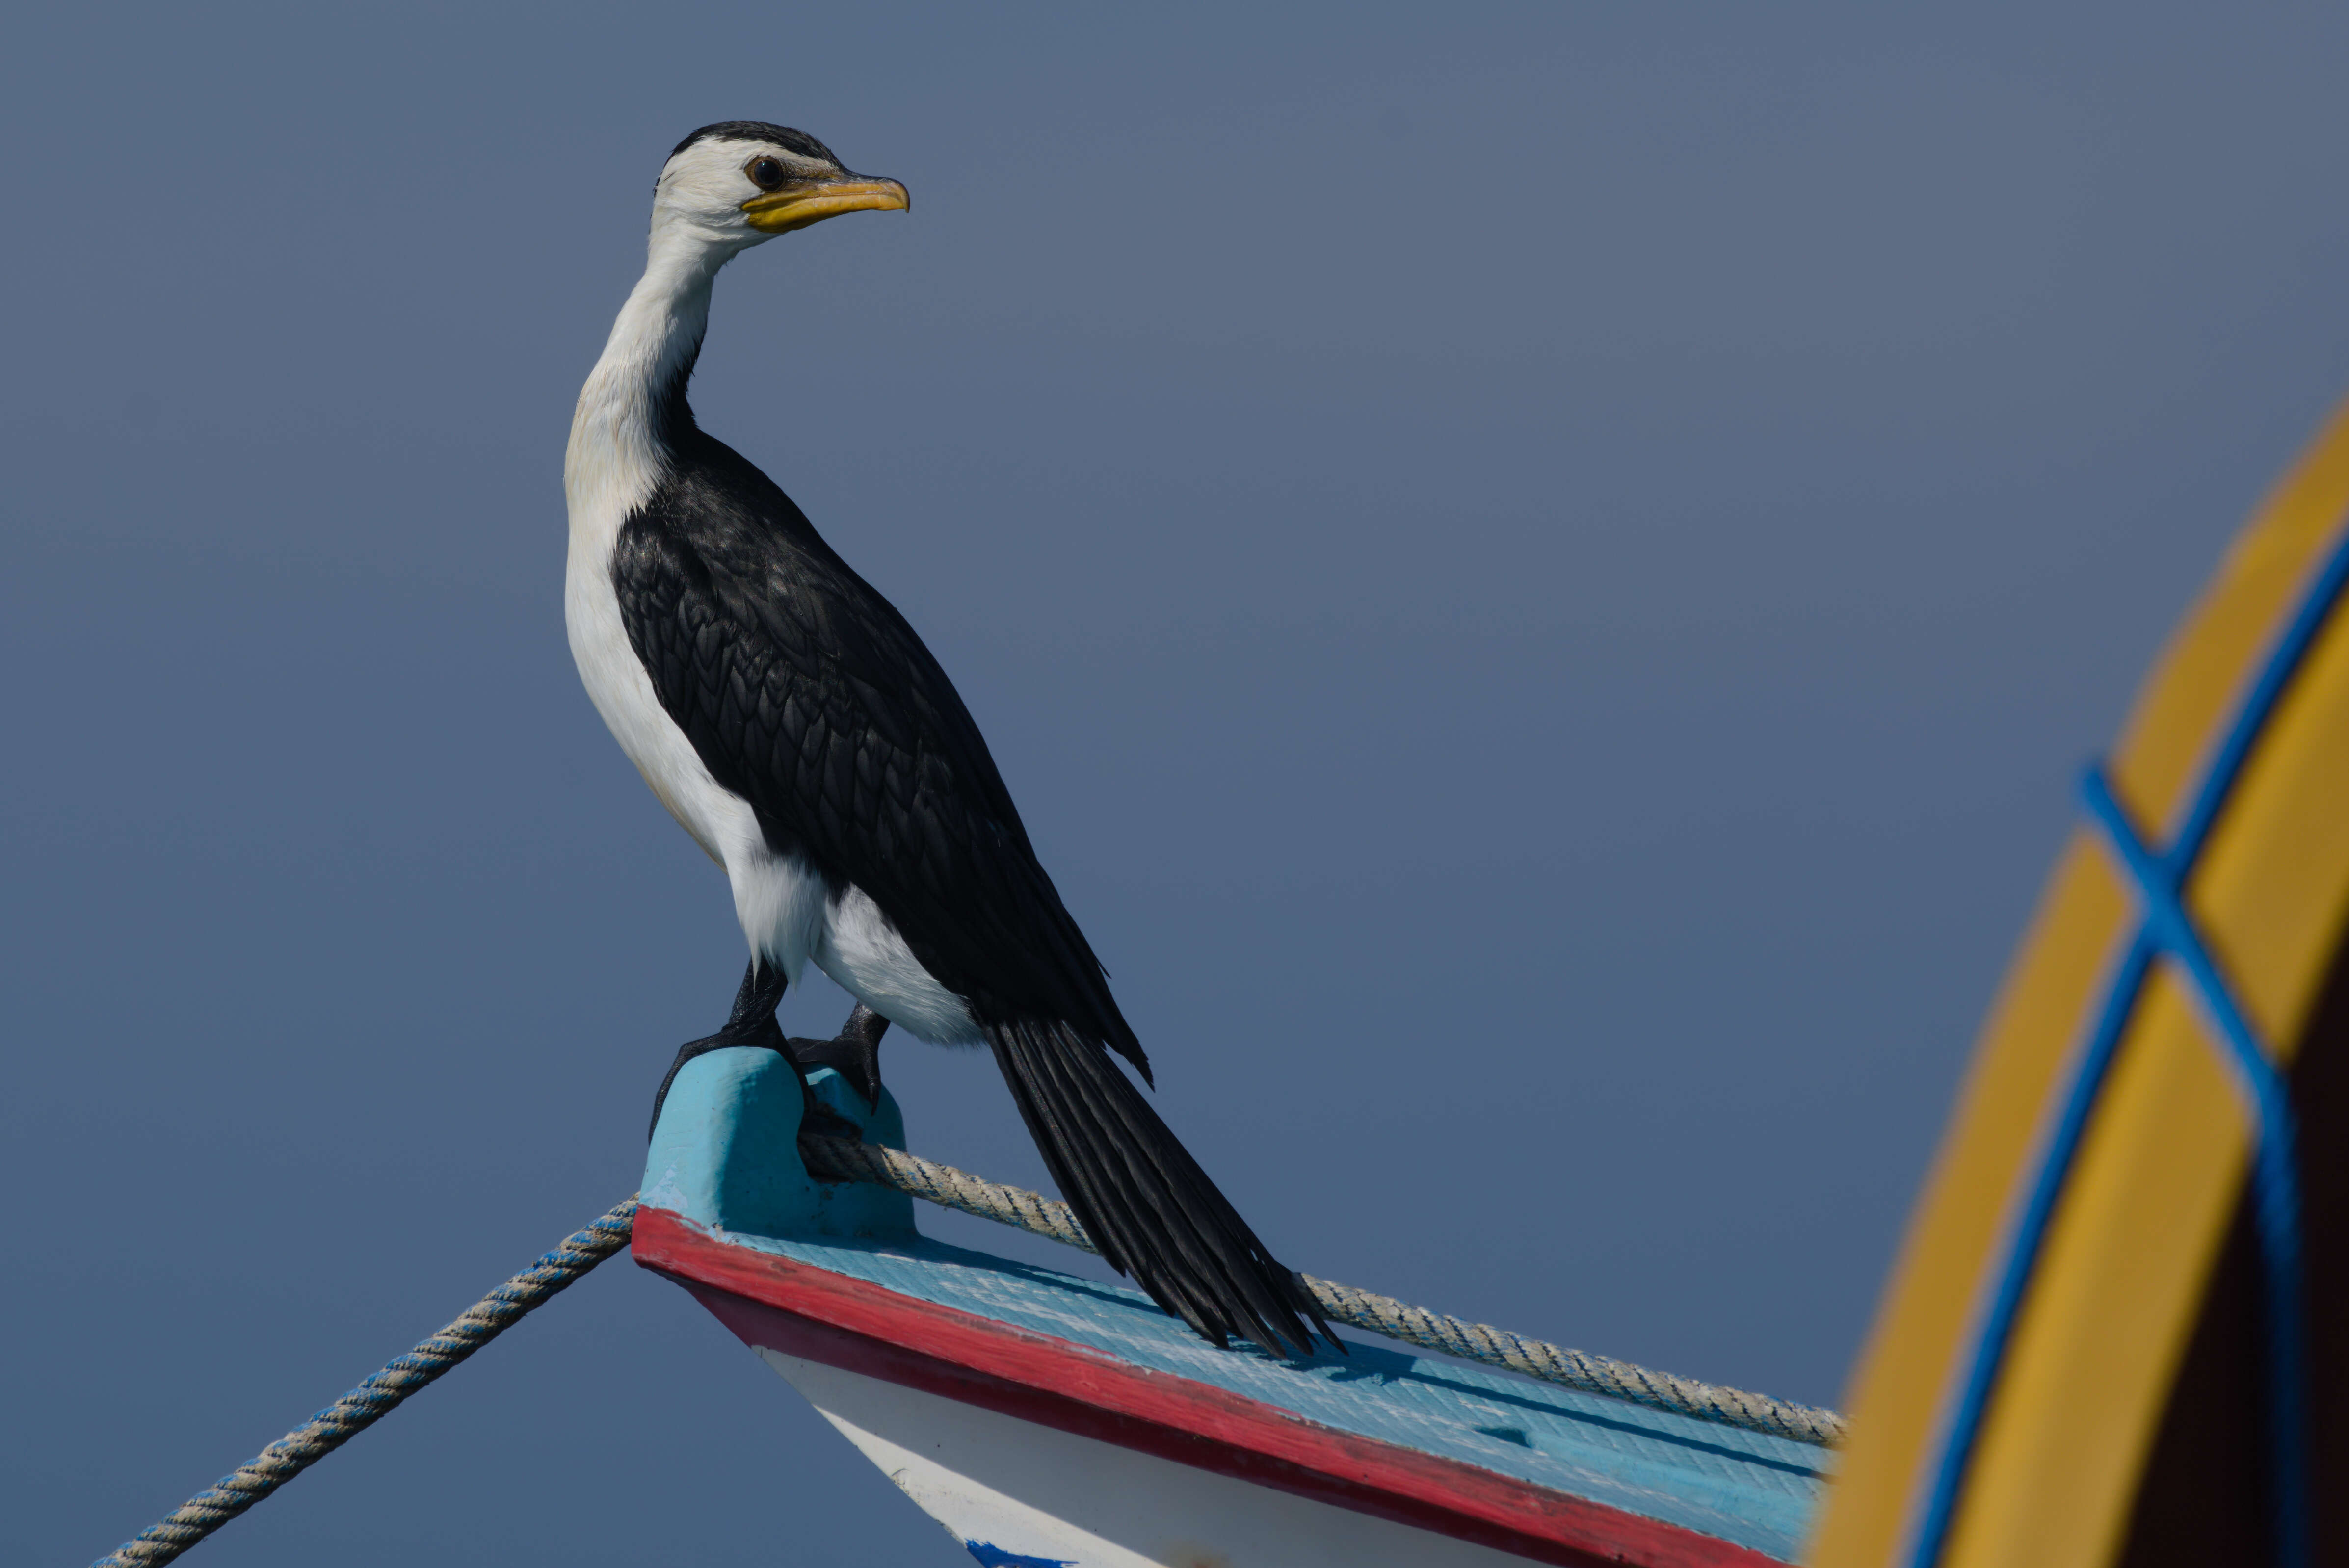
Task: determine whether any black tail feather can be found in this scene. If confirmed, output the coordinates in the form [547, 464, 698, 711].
[986, 1019, 1335, 1357]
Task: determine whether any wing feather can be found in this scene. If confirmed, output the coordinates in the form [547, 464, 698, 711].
[610, 429, 1140, 1066]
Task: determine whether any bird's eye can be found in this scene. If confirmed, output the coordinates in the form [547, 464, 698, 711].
[747, 156, 788, 191]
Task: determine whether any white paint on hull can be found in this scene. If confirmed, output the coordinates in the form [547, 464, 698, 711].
[754, 1348, 1547, 1567]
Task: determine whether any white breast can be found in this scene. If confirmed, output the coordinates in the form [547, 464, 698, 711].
[564, 491, 828, 975]
[563, 252, 827, 981]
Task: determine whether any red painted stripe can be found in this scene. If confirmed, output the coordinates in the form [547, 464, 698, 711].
[633, 1207, 1790, 1568]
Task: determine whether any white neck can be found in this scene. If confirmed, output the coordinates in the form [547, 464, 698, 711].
[565, 224, 750, 529]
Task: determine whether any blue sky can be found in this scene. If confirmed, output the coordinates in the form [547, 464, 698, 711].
[9, 4, 2349, 1562]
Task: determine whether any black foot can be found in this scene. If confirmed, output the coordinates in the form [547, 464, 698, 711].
[646, 966, 882, 1163]
[787, 1004, 891, 1111]
[647, 959, 788, 1140]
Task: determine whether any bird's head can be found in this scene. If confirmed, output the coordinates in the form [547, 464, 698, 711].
[649, 121, 908, 256]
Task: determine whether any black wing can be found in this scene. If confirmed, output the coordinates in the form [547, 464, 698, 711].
[612, 428, 1138, 1062]
[611, 426, 1332, 1356]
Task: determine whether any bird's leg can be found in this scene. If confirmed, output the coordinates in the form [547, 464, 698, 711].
[645, 962, 873, 1160]
[786, 1004, 891, 1111]
[648, 958, 790, 1140]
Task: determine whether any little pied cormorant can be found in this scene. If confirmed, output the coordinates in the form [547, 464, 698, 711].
[565, 122, 1330, 1358]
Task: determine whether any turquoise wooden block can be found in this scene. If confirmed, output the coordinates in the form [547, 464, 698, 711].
[641, 1046, 916, 1244]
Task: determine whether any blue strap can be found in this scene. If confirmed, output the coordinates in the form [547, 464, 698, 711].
[2079, 767, 2308, 1568]
[1900, 938, 2155, 1568]
[1900, 520, 2349, 1568]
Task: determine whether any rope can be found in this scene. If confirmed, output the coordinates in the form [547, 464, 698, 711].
[1296, 1274, 1846, 1449]
[91, 1198, 639, 1568]
[802, 1137, 1846, 1448]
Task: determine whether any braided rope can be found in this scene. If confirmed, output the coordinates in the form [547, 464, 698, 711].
[1296, 1273, 1845, 1447]
[803, 1136, 1845, 1448]
[807, 1135, 1098, 1251]
[91, 1198, 639, 1568]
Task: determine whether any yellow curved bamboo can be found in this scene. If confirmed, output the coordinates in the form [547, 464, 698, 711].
[1809, 397, 2349, 1568]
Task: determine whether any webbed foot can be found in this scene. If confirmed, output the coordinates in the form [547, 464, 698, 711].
[648, 959, 787, 1140]
[787, 1003, 890, 1111]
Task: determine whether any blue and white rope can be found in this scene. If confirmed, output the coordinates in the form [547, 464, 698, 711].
[90, 1198, 639, 1568]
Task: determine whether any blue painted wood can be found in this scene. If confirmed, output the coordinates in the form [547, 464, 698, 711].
[641, 1055, 1827, 1561]
[642, 1046, 915, 1244]
[964, 1544, 1076, 1568]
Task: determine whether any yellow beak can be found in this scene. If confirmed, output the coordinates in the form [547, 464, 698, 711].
[740, 175, 910, 235]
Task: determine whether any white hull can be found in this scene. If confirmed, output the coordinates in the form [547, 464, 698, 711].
[763, 1347, 1542, 1568]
